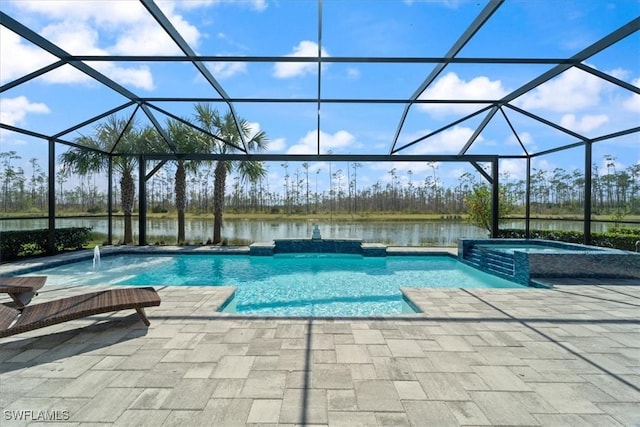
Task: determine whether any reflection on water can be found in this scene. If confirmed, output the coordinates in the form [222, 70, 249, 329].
[0, 217, 627, 246]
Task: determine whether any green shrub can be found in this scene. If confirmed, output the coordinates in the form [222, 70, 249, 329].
[609, 227, 640, 236]
[0, 227, 92, 261]
[151, 205, 168, 213]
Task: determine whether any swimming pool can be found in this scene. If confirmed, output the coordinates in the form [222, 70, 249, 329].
[20, 254, 526, 316]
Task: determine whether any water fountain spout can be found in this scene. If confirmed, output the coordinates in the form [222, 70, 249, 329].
[93, 245, 101, 270]
[311, 224, 322, 240]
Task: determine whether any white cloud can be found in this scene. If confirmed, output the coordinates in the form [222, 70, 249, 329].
[506, 131, 533, 146]
[531, 158, 555, 175]
[1, 16, 155, 89]
[110, 11, 200, 55]
[246, 121, 264, 141]
[0, 25, 93, 85]
[171, 0, 268, 12]
[206, 62, 247, 79]
[622, 77, 640, 113]
[516, 67, 604, 113]
[11, 0, 212, 37]
[269, 138, 287, 152]
[623, 93, 640, 113]
[41, 20, 100, 54]
[0, 96, 50, 126]
[97, 63, 155, 91]
[608, 67, 630, 81]
[417, 72, 508, 116]
[32, 2, 199, 56]
[8, 0, 266, 57]
[560, 114, 609, 133]
[273, 41, 329, 79]
[347, 68, 361, 80]
[46, 64, 97, 85]
[517, 131, 534, 148]
[310, 161, 329, 173]
[596, 157, 626, 176]
[0, 27, 56, 84]
[3, 0, 206, 89]
[215, 32, 249, 52]
[35, 22, 101, 84]
[10, 1, 148, 25]
[499, 159, 526, 180]
[373, 126, 481, 173]
[448, 167, 467, 181]
[45, 22, 155, 89]
[248, 0, 268, 12]
[286, 130, 356, 154]
[408, 125, 481, 155]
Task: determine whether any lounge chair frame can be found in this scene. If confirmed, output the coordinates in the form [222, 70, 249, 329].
[0, 276, 47, 308]
[0, 287, 161, 338]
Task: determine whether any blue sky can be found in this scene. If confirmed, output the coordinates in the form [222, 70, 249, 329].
[1, 0, 639, 194]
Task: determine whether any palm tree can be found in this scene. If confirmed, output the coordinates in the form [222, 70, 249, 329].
[164, 118, 202, 244]
[59, 116, 144, 244]
[193, 104, 268, 244]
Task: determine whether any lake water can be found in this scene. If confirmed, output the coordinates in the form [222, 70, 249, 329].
[0, 217, 629, 246]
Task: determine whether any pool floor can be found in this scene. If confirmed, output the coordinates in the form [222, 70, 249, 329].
[23, 254, 526, 316]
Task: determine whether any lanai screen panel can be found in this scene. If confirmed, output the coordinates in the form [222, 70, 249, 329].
[0, 0, 638, 195]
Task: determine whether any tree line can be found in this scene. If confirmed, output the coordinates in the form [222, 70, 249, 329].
[1, 104, 639, 244]
[2, 151, 638, 216]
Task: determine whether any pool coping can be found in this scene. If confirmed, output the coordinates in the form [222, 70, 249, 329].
[0, 244, 459, 276]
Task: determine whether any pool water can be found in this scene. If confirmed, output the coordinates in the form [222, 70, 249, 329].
[477, 244, 597, 254]
[23, 254, 525, 317]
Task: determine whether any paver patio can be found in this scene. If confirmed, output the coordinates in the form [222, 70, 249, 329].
[0, 252, 638, 426]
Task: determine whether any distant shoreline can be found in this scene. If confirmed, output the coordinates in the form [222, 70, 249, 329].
[2, 212, 639, 223]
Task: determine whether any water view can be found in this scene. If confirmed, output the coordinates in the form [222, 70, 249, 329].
[0, 217, 630, 246]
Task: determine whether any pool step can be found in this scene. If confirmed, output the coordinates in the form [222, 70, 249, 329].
[463, 247, 516, 279]
[486, 251, 514, 270]
[485, 249, 515, 277]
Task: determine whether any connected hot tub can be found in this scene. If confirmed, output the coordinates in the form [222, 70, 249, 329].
[459, 238, 640, 286]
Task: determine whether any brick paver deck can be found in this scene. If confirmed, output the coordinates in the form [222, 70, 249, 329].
[0, 250, 638, 426]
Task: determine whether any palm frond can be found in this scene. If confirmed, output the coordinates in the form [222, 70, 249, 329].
[237, 160, 267, 183]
